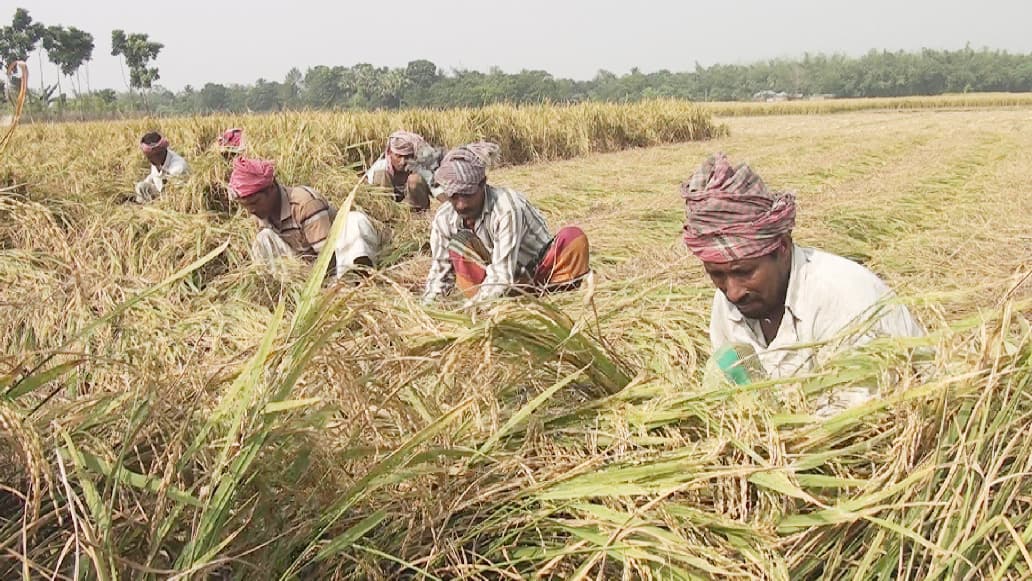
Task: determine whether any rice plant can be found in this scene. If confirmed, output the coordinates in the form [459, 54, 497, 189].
[1, 103, 1030, 579]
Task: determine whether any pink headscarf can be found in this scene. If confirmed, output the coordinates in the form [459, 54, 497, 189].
[217, 128, 246, 153]
[681, 153, 796, 263]
[434, 142, 501, 198]
[140, 134, 169, 155]
[228, 157, 276, 199]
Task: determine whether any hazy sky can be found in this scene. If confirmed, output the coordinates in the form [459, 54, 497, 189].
[9, 0, 1032, 91]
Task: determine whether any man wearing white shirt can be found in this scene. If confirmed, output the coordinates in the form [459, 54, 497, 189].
[134, 132, 189, 203]
[364, 130, 440, 211]
[682, 153, 924, 416]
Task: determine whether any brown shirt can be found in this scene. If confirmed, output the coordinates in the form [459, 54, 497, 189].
[256, 184, 336, 260]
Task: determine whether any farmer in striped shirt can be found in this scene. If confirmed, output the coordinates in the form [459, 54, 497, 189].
[365, 130, 440, 211]
[228, 157, 381, 278]
[422, 142, 590, 307]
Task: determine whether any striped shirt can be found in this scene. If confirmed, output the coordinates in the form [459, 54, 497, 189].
[255, 184, 336, 260]
[423, 185, 553, 304]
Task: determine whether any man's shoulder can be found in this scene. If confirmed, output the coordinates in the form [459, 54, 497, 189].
[488, 185, 526, 200]
[286, 185, 325, 205]
[487, 185, 533, 213]
[796, 246, 892, 307]
[164, 149, 189, 174]
[286, 186, 332, 219]
[802, 247, 887, 286]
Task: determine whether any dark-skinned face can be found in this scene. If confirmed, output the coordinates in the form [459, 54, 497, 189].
[448, 183, 486, 221]
[702, 236, 793, 320]
[388, 150, 413, 172]
[144, 148, 168, 168]
[236, 183, 280, 221]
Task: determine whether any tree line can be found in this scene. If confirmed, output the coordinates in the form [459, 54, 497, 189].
[4, 6, 1032, 119]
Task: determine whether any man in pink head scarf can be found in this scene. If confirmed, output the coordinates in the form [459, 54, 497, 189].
[422, 142, 591, 308]
[132, 131, 189, 203]
[365, 130, 441, 211]
[216, 128, 246, 158]
[228, 157, 381, 279]
[684, 153, 924, 416]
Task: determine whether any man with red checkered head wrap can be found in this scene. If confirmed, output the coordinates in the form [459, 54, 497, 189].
[684, 153, 924, 416]
[228, 157, 381, 279]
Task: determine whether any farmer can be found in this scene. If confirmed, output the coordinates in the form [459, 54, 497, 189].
[229, 157, 381, 278]
[216, 127, 246, 159]
[133, 131, 189, 203]
[683, 153, 925, 415]
[365, 130, 441, 211]
[422, 142, 590, 307]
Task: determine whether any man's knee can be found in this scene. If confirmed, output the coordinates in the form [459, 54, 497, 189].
[406, 172, 427, 189]
[405, 173, 431, 211]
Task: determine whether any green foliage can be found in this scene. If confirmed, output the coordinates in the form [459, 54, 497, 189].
[74, 47, 1032, 117]
[0, 7, 43, 65]
[110, 28, 162, 91]
[41, 24, 93, 77]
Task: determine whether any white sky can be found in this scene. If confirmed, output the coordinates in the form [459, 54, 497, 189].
[8, 0, 1032, 92]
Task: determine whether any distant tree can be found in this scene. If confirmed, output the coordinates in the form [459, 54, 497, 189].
[302, 65, 343, 108]
[279, 67, 301, 108]
[247, 78, 281, 111]
[41, 25, 94, 105]
[0, 8, 45, 98]
[57, 45, 1032, 116]
[0, 8, 44, 66]
[198, 82, 229, 111]
[405, 59, 438, 88]
[111, 29, 162, 109]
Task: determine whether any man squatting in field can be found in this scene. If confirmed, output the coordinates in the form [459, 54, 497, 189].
[682, 153, 925, 416]
[133, 131, 190, 203]
[422, 142, 591, 308]
[365, 130, 441, 211]
[228, 157, 382, 278]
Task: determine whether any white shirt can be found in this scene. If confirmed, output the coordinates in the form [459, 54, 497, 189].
[709, 245, 925, 380]
[365, 157, 389, 184]
[146, 148, 190, 193]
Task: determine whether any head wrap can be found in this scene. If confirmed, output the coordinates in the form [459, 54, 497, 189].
[433, 142, 501, 198]
[228, 157, 276, 199]
[139, 133, 169, 155]
[681, 152, 796, 263]
[385, 131, 427, 174]
[217, 128, 246, 153]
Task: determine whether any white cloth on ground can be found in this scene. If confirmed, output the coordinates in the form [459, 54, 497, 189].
[333, 210, 381, 278]
[251, 211, 380, 278]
